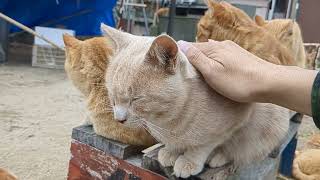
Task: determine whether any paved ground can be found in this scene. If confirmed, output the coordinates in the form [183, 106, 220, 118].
[0, 62, 318, 179]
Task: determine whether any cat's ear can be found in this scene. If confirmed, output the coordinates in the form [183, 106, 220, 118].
[254, 15, 266, 26]
[63, 34, 81, 48]
[146, 35, 178, 74]
[205, 0, 221, 17]
[284, 21, 294, 36]
[206, 1, 235, 25]
[100, 23, 131, 52]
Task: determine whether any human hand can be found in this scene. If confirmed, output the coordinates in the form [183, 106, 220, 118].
[177, 40, 274, 103]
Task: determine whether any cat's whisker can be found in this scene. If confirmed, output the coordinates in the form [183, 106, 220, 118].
[141, 119, 198, 143]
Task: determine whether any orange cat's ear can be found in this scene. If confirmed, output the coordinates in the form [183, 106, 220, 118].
[146, 35, 178, 74]
[254, 15, 266, 26]
[63, 34, 81, 48]
[205, 0, 223, 17]
[284, 21, 294, 36]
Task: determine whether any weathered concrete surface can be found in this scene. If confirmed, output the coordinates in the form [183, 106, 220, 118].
[72, 125, 145, 159]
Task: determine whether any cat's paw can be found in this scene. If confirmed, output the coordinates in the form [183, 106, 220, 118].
[158, 148, 179, 167]
[173, 155, 204, 178]
[209, 153, 229, 168]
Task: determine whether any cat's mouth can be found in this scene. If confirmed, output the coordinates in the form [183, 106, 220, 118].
[119, 120, 127, 124]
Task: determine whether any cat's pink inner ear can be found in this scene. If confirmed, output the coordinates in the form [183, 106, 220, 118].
[154, 35, 178, 59]
[147, 35, 178, 74]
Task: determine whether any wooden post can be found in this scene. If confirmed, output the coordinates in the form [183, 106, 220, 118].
[0, 12, 64, 51]
[0, 17, 9, 63]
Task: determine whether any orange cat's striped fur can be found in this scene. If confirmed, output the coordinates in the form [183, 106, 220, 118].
[63, 35, 155, 146]
[197, 0, 296, 66]
[255, 15, 306, 68]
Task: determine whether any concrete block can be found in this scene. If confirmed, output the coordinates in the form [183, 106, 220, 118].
[71, 125, 144, 159]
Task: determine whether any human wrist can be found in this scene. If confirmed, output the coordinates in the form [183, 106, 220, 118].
[257, 64, 317, 115]
[250, 63, 281, 103]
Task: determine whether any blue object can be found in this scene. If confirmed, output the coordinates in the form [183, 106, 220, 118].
[0, 0, 117, 36]
[279, 133, 298, 177]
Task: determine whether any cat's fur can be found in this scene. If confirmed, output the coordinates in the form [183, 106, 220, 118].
[63, 34, 155, 146]
[0, 168, 17, 180]
[196, 0, 296, 66]
[102, 24, 290, 178]
[255, 16, 306, 68]
[292, 134, 320, 180]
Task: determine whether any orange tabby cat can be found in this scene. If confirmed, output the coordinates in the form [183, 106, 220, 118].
[63, 34, 155, 146]
[197, 0, 296, 66]
[255, 15, 306, 68]
[0, 168, 17, 180]
[292, 134, 320, 180]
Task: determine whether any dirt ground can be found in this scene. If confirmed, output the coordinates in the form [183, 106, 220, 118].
[0, 63, 86, 180]
[0, 62, 319, 180]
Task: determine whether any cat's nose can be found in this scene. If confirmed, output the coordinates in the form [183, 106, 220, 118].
[114, 106, 127, 123]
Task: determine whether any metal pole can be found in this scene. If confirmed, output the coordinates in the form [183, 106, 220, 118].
[268, 0, 277, 20]
[167, 0, 176, 36]
[286, 0, 293, 19]
[141, 0, 149, 35]
[0, 12, 64, 51]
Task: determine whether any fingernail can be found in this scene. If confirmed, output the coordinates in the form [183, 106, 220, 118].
[177, 40, 191, 54]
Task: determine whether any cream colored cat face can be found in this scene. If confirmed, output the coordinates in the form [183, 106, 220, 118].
[101, 24, 192, 127]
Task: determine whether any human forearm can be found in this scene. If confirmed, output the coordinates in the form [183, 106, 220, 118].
[259, 65, 318, 115]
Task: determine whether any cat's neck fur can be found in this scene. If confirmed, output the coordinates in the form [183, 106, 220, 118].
[146, 55, 252, 147]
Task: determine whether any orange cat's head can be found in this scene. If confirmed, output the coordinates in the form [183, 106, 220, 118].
[63, 35, 112, 97]
[254, 15, 306, 67]
[255, 16, 295, 47]
[197, 0, 255, 42]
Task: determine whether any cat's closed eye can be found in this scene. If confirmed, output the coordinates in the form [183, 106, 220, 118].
[130, 96, 144, 105]
[133, 97, 140, 101]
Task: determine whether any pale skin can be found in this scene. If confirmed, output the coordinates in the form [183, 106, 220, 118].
[178, 40, 318, 116]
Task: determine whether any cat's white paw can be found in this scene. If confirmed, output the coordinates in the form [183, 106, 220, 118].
[173, 155, 204, 178]
[158, 148, 179, 167]
[209, 153, 229, 168]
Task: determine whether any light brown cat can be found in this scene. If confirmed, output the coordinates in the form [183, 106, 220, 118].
[63, 34, 155, 146]
[254, 16, 306, 68]
[0, 168, 17, 180]
[197, 0, 296, 66]
[292, 134, 320, 180]
[102, 24, 289, 178]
